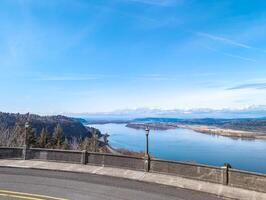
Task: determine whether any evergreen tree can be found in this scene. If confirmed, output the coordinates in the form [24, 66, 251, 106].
[45, 133, 53, 149]
[38, 128, 48, 148]
[62, 137, 69, 150]
[53, 124, 62, 149]
[11, 121, 25, 147]
[79, 137, 90, 151]
[78, 136, 99, 152]
[91, 135, 98, 152]
[27, 126, 37, 148]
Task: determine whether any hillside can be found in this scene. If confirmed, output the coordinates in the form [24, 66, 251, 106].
[0, 112, 93, 138]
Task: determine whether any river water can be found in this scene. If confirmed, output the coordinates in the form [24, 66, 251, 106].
[90, 123, 266, 174]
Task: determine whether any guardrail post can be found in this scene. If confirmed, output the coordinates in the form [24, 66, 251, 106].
[81, 150, 87, 165]
[222, 163, 231, 185]
[22, 145, 28, 160]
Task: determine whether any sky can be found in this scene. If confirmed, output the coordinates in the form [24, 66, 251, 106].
[0, 0, 266, 114]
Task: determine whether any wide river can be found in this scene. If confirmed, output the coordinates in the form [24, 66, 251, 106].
[90, 123, 266, 174]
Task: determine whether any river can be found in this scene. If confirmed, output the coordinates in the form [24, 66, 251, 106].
[90, 123, 266, 174]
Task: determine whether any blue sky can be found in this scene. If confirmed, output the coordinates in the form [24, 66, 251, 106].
[0, 0, 266, 114]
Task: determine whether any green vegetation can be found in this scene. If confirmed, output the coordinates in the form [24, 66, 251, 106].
[0, 112, 106, 152]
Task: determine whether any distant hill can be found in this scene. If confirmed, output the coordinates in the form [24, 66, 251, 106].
[0, 112, 93, 138]
[132, 117, 266, 133]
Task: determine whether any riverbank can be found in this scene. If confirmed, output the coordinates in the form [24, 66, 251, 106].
[126, 122, 266, 140]
[176, 124, 266, 140]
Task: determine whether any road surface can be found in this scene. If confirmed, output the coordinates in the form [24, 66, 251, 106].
[0, 167, 224, 200]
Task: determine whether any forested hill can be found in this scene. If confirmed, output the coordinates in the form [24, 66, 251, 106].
[0, 112, 92, 138]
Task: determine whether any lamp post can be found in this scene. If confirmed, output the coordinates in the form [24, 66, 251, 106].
[145, 127, 150, 158]
[144, 127, 150, 172]
[24, 122, 29, 148]
[23, 121, 29, 160]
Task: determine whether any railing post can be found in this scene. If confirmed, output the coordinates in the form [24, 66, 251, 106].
[81, 150, 87, 165]
[222, 163, 231, 185]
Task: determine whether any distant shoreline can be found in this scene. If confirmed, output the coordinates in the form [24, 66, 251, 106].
[177, 124, 266, 140]
[126, 123, 266, 140]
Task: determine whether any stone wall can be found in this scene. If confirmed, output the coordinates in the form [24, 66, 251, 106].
[0, 147, 23, 159]
[0, 147, 266, 193]
[27, 148, 82, 163]
[87, 152, 144, 171]
[150, 159, 223, 184]
[228, 169, 266, 193]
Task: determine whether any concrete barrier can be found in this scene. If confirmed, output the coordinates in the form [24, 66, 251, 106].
[228, 169, 266, 193]
[0, 147, 23, 159]
[150, 158, 223, 184]
[0, 147, 266, 193]
[27, 148, 82, 163]
[87, 152, 144, 171]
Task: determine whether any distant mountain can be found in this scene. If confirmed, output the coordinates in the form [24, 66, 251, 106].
[68, 105, 266, 120]
[0, 112, 92, 138]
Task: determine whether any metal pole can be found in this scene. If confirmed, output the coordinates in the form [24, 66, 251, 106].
[145, 127, 149, 157]
[23, 121, 29, 160]
[144, 127, 150, 172]
[25, 122, 29, 148]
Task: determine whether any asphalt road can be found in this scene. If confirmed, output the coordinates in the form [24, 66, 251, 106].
[0, 167, 224, 200]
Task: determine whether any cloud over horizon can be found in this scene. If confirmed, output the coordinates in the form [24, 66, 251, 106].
[227, 83, 266, 90]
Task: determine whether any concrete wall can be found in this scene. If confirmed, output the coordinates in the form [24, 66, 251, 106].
[150, 159, 223, 184]
[0, 147, 23, 159]
[87, 152, 144, 171]
[228, 169, 266, 193]
[27, 148, 82, 163]
[0, 147, 266, 193]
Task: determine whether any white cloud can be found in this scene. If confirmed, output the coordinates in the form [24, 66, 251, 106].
[197, 32, 252, 49]
[204, 46, 256, 62]
[227, 83, 266, 90]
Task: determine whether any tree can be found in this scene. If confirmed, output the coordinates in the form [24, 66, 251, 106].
[45, 133, 53, 149]
[27, 126, 37, 148]
[10, 121, 25, 147]
[53, 124, 62, 149]
[69, 136, 80, 150]
[78, 137, 90, 151]
[78, 135, 99, 152]
[38, 128, 48, 148]
[62, 137, 69, 150]
[91, 135, 98, 152]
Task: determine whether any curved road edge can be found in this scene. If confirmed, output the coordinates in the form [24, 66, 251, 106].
[0, 166, 222, 200]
